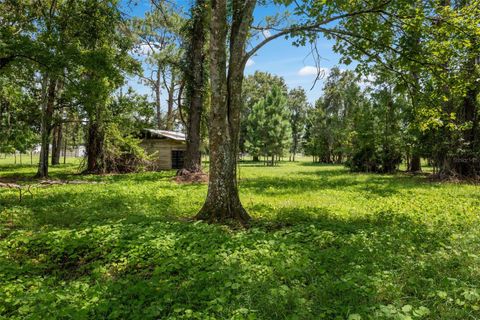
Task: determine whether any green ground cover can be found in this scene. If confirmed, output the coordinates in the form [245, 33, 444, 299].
[0, 160, 479, 319]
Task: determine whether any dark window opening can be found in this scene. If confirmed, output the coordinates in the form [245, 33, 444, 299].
[171, 150, 185, 169]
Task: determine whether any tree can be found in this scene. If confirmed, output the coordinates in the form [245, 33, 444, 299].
[195, 0, 398, 223]
[131, 3, 184, 130]
[195, 0, 256, 224]
[241, 71, 288, 158]
[109, 88, 156, 133]
[73, 0, 137, 174]
[346, 74, 405, 173]
[0, 74, 38, 159]
[304, 68, 363, 164]
[287, 88, 308, 161]
[325, 0, 480, 177]
[304, 98, 334, 163]
[246, 85, 291, 166]
[37, 76, 57, 176]
[179, 0, 208, 174]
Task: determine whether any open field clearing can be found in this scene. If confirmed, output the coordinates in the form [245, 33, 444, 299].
[1, 161, 479, 319]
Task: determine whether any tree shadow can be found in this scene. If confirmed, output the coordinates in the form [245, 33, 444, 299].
[240, 168, 438, 197]
[0, 184, 200, 232]
[2, 204, 472, 319]
[1, 163, 478, 319]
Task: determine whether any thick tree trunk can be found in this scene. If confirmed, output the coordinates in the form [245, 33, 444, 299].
[180, 0, 207, 174]
[85, 103, 106, 174]
[252, 155, 259, 161]
[85, 119, 105, 174]
[36, 77, 57, 178]
[51, 123, 63, 165]
[409, 154, 422, 172]
[196, 0, 256, 224]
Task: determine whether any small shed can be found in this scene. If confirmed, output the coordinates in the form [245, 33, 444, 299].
[140, 129, 187, 170]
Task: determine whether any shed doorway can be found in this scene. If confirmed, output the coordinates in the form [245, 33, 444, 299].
[171, 150, 185, 169]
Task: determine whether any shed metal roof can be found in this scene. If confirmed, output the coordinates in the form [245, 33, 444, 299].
[143, 129, 186, 141]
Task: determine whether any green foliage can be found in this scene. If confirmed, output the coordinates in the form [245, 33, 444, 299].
[347, 83, 405, 173]
[0, 76, 39, 154]
[1, 161, 480, 319]
[102, 124, 151, 174]
[245, 85, 291, 164]
[108, 88, 156, 133]
[287, 88, 309, 159]
[241, 71, 288, 153]
[304, 68, 363, 164]
[303, 68, 405, 173]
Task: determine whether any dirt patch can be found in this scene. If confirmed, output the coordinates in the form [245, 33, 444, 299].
[173, 170, 209, 184]
[427, 174, 480, 184]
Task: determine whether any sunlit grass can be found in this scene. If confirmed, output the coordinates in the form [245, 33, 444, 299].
[1, 160, 479, 319]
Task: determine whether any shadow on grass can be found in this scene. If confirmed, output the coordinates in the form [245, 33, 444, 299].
[240, 168, 436, 197]
[0, 163, 83, 181]
[1, 163, 478, 319]
[2, 203, 471, 319]
[0, 182, 203, 231]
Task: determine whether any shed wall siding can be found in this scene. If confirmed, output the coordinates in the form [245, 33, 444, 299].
[140, 139, 186, 170]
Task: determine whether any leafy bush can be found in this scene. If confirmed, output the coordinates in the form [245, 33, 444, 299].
[102, 124, 152, 173]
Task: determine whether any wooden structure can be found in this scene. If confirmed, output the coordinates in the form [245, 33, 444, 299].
[140, 129, 186, 170]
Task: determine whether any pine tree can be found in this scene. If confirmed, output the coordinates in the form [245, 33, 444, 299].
[245, 85, 291, 166]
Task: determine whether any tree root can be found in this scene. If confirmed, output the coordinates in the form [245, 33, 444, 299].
[0, 180, 102, 201]
[0, 183, 33, 201]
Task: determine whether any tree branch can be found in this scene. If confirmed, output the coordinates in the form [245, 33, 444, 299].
[243, 1, 392, 65]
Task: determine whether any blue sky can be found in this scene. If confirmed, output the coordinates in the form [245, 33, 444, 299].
[122, 1, 349, 104]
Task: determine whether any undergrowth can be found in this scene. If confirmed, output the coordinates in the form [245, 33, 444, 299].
[0, 160, 479, 319]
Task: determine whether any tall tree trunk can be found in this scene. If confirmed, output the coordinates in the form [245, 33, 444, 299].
[181, 0, 207, 174]
[292, 134, 298, 161]
[63, 122, 68, 164]
[51, 123, 63, 165]
[165, 72, 176, 131]
[155, 61, 162, 129]
[36, 77, 57, 178]
[409, 154, 421, 172]
[85, 107, 105, 174]
[196, 0, 256, 224]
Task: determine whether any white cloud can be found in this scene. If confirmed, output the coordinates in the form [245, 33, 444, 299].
[133, 43, 163, 56]
[358, 74, 377, 88]
[262, 29, 272, 38]
[246, 58, 255, 67]
[297, 66, 330, 77]
[362, 74, 376, 83]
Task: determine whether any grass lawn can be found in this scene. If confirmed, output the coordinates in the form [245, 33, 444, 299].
[0, 160, 479, 319]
